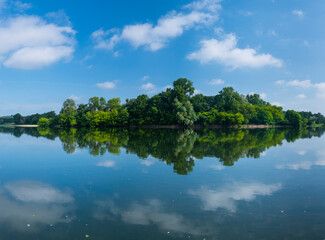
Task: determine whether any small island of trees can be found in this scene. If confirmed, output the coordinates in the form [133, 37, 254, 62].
[2, 78, 325, 128]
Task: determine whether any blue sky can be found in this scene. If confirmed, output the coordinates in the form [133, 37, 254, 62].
[0, 0, 325, 115]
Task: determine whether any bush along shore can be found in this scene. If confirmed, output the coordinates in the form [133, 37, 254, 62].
[3, 78, 325, 129]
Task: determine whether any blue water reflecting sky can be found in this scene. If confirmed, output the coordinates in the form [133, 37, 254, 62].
[0, 128, 324, 239]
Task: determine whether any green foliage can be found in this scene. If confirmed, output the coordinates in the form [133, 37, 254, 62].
[174, 99, 198, 126]
[37, 117, 50, 127]
[5, 78, 323, 128]
[285, 110, 303, 126]
[199, 109, 244, 125]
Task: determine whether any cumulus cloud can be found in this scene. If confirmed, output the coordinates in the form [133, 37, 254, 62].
[0, 181, 74, 231]
[292, 10, 304, 18]
[96, 81, 116, 89]
[188, 182, 281, 212]
[0, 15, 75, 69]
[4, 46, 73, 69]
[187, 34, 282, 69]
[5, 181, 73, 203]
[91, 0, 220, 52]
[209, 78, 224, 85]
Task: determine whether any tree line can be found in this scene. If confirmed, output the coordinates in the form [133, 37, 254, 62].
[2, 78, 325, 128]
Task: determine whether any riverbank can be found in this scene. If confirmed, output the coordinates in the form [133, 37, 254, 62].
[15, 125, 39, 127]
[129, 124, 294, 129]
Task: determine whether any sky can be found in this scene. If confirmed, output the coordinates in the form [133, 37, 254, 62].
[0, 0, 325, 115]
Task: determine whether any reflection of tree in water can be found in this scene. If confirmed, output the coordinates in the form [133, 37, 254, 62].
[1, 126, 324, 175]
[126, 129, 198, 175]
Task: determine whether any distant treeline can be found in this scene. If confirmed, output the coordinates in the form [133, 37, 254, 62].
[2, 78, 325, 128]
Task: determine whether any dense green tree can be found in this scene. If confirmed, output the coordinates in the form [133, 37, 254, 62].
[214, 87, 247, 113]
[174, 99, 198, 126]
[37, 117, 50, 127]
[172, 78, 195, 102]
[13, 113, 23, 125]
[285, 110, 303, 126]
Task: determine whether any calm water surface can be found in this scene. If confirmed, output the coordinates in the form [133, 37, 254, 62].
[0, 127, 325, 239]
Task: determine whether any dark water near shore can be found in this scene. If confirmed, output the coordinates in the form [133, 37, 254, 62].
[1, 126, 325, 239]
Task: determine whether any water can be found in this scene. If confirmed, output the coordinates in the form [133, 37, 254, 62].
[0, 127, 325, 239]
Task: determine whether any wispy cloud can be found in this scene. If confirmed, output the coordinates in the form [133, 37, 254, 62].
[96, 81, 116, 89]
[141, 75, 150, 81]
[69, 95, 82, 101]
[91, 0, 220, 52]
[97, 161, 115, 168]
[292, 9, 304, 18]
[209, 78, 224, 85]
[141, 82, 157, 93]
[296, 94, 306, 99]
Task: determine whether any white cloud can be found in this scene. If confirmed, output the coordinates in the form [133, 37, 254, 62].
[314, 82, 325, 99]
[141, 82, 157, 93]
[292, 10, 304, 18]
[140, 159, 155, 167]
[184, 0, 221, 13]
[188, 182, 281, 212]
[97, 161, 115, 168]
[141, 75, 150, 81]
[91, 28, 120, 50]
[298, 150, 306, 156]
[96, 81, 116, 89]
[69, 95, 82, 101]
[4, 46, 73, 69]
[187, 34, 282, 69]
[5, 181, 73, 204]
[209, 164, 225, 170]
[0, 181, 74, 231]
[92, 0, 219, 52]
[296, 94, 306, 99]
[0, 15, 75, 69]
[209, 78, 224, 85]
[12, 1, 32, 11]
[275, 150, 325, 170]
[94, 199, 203, 235]
[277, 80, 325, 100]
[271, 102, 283, 107]
[260, 93, 267, 99]
[276, 161, 312, 170]
[287, 80, 312, 88]
[249, 92, 267, 100]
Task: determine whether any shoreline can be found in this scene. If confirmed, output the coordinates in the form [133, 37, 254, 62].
[0, 124, 322, 129]
[128, 124, 294, 129]
[15, 125, 39, 128]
